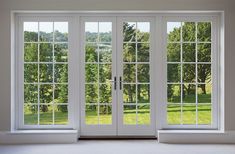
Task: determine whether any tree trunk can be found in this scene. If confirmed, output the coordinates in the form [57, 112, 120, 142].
[201, 84, 207, 94]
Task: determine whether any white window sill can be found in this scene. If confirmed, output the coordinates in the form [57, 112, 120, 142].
[158, 129, 224, 134]
[9, 129, 78, 134]
[157, 130, 235, 143]
[0, 130, 78, 144]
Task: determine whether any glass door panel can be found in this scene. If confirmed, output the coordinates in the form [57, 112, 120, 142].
[81, 18, 117, 136]
[122, 21, 151, 125]
[117, 18, 155, 136]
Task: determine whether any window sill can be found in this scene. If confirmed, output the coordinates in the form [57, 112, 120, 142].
[10, 129, 78, 134]
[0, 130, 78, 144]
[158, 130, 235, 143]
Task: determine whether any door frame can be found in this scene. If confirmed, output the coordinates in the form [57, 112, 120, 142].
[80, 16, 157, 136]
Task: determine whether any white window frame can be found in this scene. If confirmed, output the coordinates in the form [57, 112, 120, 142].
[15, 14, 78, 129]
[160, 15, 219, 129]
[13, 12, 222, 131]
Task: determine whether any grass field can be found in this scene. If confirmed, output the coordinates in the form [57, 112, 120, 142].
[24, 104, 211, 125]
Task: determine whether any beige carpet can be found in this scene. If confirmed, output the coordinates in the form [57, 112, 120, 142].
[0, 140, 235, 154]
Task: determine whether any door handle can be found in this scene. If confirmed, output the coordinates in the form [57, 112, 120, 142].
[119, 76, 122, 90]
[109, 77, 117, 90]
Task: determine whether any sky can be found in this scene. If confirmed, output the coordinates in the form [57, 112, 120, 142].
[85, 22, 150, 33]
[167, 22, 181, 34]
[24, 21, 181, 34]
[24, 22, 68, 33]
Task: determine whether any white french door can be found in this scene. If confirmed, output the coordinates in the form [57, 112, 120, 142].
[80, 16, 156, 136]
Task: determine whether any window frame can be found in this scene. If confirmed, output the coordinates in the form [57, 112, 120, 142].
[16, 15, 77, 129]
[160, 15, 219, 129]
[13, 12, 222, 131]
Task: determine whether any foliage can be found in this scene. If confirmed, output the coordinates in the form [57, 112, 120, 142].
[167, 22, 212, 103]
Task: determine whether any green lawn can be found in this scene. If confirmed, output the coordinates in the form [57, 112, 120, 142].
[167, 105, 211, 125]
[24, 105, 211, 125]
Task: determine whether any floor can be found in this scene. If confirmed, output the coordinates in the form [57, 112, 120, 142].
[0, 140, 235, 154]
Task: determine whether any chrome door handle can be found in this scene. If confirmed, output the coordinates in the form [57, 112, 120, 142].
[110, 77, 117, 90]
[119, 76, 122, 90]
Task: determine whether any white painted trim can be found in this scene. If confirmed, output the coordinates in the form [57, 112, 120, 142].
[12, 10, 224, 14]
[12, 12, 224, 137]
[0, 130, 78, 144]
[158, 130, 235, 143]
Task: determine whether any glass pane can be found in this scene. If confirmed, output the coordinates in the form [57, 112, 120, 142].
[167, 22, 181, 42]
[39, 105, 53, 125]
[123, 84, 136, 103]
[24, 104, 38, 125]
[137, 84, 150, 103]
[197, 22, 211, 42]
[99, 64, 112, 83]
[123, 22, 136, 42]
[85, 43, 98, 62]
[99, 43, 112, 62]
[99, 105, 112, 124]
[167, 104, 181, 125]
[54, 105, 68, 125]
[85, 22, 98, 42]
[99, 22, 112, 42]
[183, 64, 196, 82]
[24, 64, 38, 83]
[182, 22, 196, 42]
[198, 104, 211, 124]
[167, 64, 181, 82]
[182, 105, 196, 124]
[54, 64, 68, 83]
[167, 43, 180, 62]
[137, 64, 149, 83]
[183, 84, 196, 103]
[85, 84, 98, 104]
[99, 83, 112, 104]
[24, 22, 38, 42]
[137, 22, 150, 42]
[123, 105, 136, 125]
[198, 84, 211, 103]
[123, 64, 136, 83]
[137, 105, 150, 125]
[24, 84, 38, 104]
[198, 43, 211, 62]
[54, 84, 68, 103]
[167, 84, 181, 103]
[39, 22, 53, 42]
[123, 43, 136, 62]
[54, 22, 68, 42]
[39, 84, 53, 103]
[39, 64, 53, 82]
[137, 43, 149, 62]
[85, 64, 98, 83]
[54, 43, 68, 62]
[197, 64, 211, 83]
[85, 105, 98, 125]
[24, 43, 38, 62]
[39, 43, 53, 62]
[183, 43, 196, 62]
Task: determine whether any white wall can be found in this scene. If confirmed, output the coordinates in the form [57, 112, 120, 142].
[0, 0, 234, 132]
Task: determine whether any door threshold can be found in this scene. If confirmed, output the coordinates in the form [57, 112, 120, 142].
[79, 136, 157, 140]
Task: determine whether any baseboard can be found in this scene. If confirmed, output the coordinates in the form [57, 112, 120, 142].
[158, 130, 235, 143]
[0, 130, 78, 144]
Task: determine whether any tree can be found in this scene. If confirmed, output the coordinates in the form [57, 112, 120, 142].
[167, 22, 211, 102]
[24, 30, 69, 113]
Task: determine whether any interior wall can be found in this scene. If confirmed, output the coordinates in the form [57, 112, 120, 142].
[0, 0, 234, 131]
